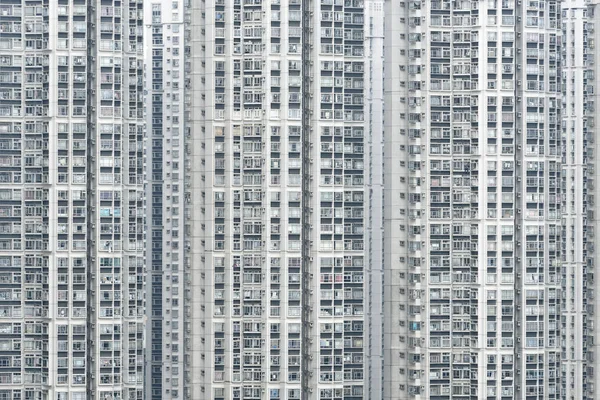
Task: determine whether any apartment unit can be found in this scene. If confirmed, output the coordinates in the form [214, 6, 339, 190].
[189, 0, 369, 399]
[143, 1, 187, 399]
[0, 0, 144, 398]
[384, 0, 563, 399]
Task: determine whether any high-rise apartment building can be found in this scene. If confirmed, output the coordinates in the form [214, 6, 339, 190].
[0, 0, 144, 399]
[143, 1, 188, 398]
[384, 1, 563, 399]
[189, 0, 370, 399]
[89, 0, 146, 397]
[562, 1, 591, 398]
[363, 1, 385, 399]
[588, 1, 600, 397]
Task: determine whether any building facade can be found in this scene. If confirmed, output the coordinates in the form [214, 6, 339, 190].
[384, 0, 563, 399]
[143, 1, 187, 399]
[189, 0, 369, 399]
[562, 1, 592, 399]
[363, 1, 385, 399]
[588, 2, 600, 397]
[0, 0, 144, 399]
[88, 0, 145, 398]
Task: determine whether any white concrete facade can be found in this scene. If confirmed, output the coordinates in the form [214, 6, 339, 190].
[562, 1, 590, 399]
[189, 0, 370, 398]
[143, 0, 187, 398]
[588, 2, 600, 398]
[0, 0, 144, 399]
[383, 1, 563, 399]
